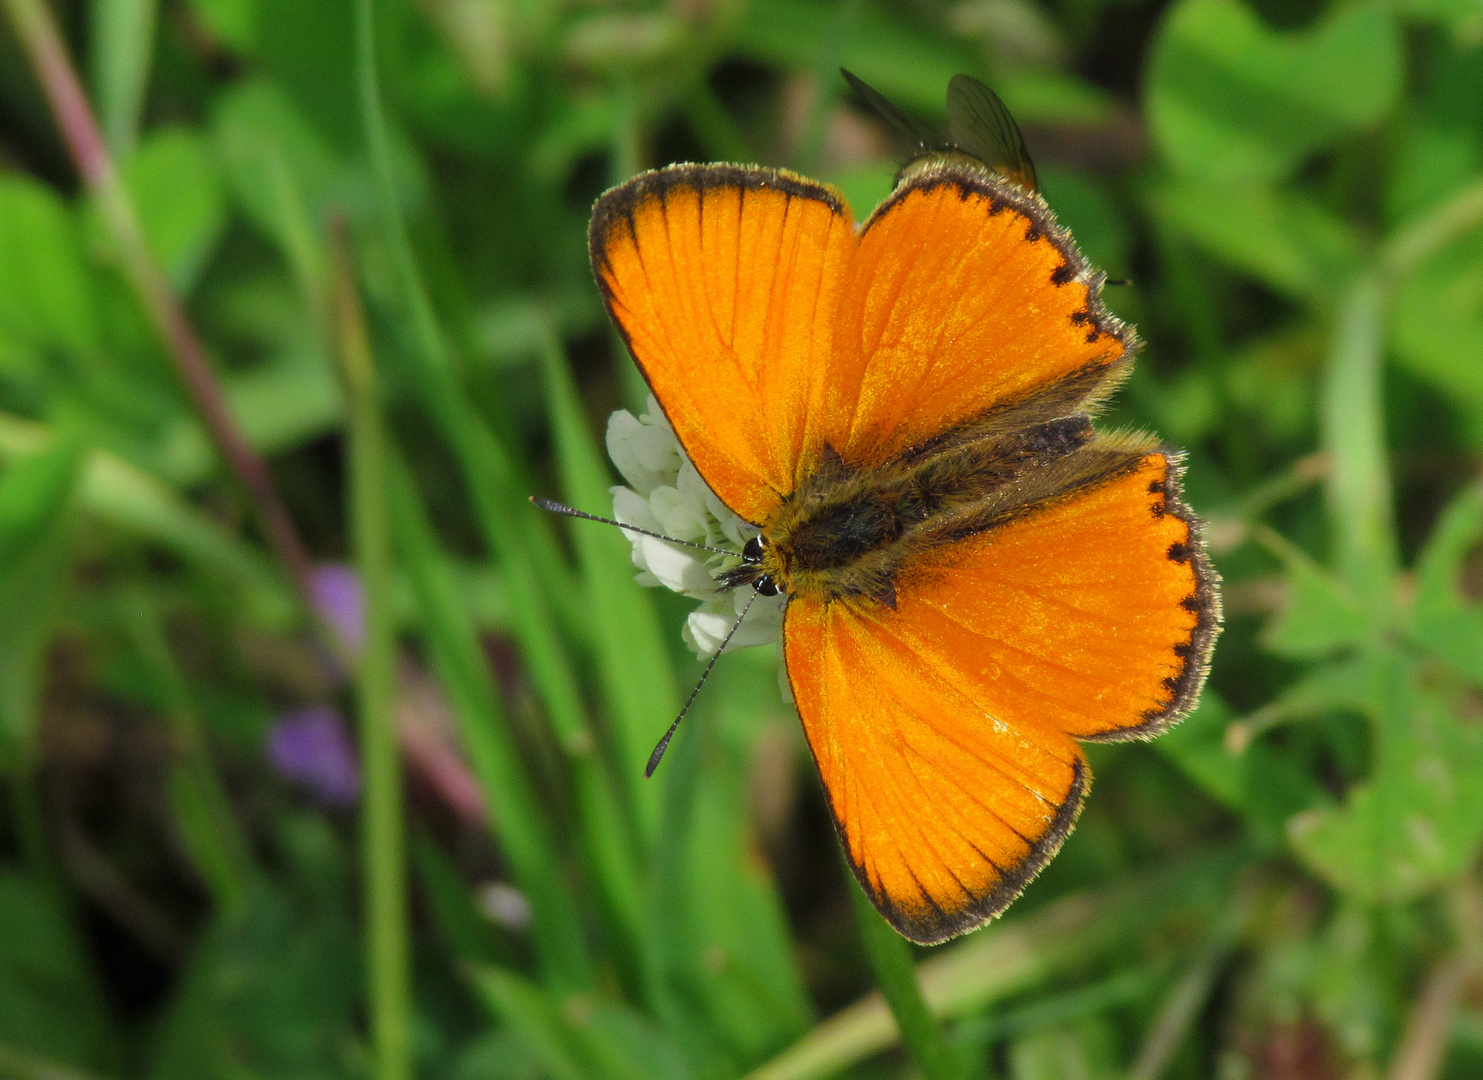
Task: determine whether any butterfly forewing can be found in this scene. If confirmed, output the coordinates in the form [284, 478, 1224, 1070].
[825, 167, 1130, 468]
[589, 165, 855, 524]
[945, 74, 1039, 192]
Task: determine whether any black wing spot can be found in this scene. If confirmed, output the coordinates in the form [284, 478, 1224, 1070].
[1050, 263, 1075, 286]
[1085, 330, 1100, 343]
[1070, 309, 1091, 326]
[1024, 222, 1042, 242]
[1167, 541, 1190, 563]
[1148, 480, 1165, 494]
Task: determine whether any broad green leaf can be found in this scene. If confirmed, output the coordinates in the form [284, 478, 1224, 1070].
[213, 79, 349, 249]
[1147, 0, 1401, 182]
[185, 0, 256, 52]
[1385, 37, 1483, 223]
[256, 0, 359, 154]
[109, 128, 227, 292]
[0, 174, 99, 356]
[1410, 481, 1483, 684]
[155, 348, 343, 483]
[150, 816, 359, 1080]
[1038, 167, 1132, 282]
[1153, 691, 1243, 809]
[1289, 662, 1483, 902]
[0, 872, 117, 1071]
[0, 441, 80, 760]
[1261, 543, 1375, 659]
[1391, 228, 1483, 432]
[1149, 177, 1361, 303]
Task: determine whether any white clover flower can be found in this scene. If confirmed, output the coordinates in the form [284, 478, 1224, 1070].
[607, 397, 788, 672]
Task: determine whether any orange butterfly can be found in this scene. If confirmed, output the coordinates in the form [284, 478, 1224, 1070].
[582, 73, 1220, 944]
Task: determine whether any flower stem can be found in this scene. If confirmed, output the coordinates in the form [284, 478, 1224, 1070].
[846, 869, 963, 1080]
[332, 228, 410, 1080]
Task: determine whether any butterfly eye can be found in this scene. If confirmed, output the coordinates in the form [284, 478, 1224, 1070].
[755, 575, 780, 598]
[742, 535, 766, 563]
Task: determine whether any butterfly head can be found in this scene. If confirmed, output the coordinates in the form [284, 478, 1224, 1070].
[719, 534, 782, 597]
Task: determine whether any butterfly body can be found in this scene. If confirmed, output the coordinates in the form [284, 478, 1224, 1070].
[587, 77, 1220, 943]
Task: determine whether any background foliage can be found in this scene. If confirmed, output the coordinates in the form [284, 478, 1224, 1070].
[1, 0, 1482, 1078]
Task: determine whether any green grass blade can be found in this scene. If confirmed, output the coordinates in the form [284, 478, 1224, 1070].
[745, 848, 1241, 1080]
[334, 239, 410, 1080]
[354, 0, 650, 990]
[536, 320, 677, 842]
[388, 451, 595, 992]
[467, 967, 591, 1080]
[116, 585, 253, 914]
[846, 872, 963, 1080]
[1320, 270, 1395, 610]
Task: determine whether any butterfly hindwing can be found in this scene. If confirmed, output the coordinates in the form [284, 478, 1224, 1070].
[782, 451, 1217, 943]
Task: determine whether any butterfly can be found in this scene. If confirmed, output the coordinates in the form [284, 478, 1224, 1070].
[579, 72, 1220, 944]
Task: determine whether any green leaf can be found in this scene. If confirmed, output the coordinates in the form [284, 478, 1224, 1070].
[184, 0, 256, 52]
[0, 174, 99, 357]
[1288, 660, 1483, 902]
[1154, 691, 1243, 809]
[1391, 228, 1483, 430]
[150, 818, 360, 1079]
[0, 872, 117, 1071]
[97, 128, 228, 292]
[1149, 177, 1362, 303]
[1147, 0, 1402, 183]
[213, 79, 348, 257]
[1261, 540, 1375, 659]
[661, 657, 810, 1064]
[0, 441, 81, 760]
[389, 454, 595, 993]
[256, 0, 360, 154]
[1410, 481, 1483, 684]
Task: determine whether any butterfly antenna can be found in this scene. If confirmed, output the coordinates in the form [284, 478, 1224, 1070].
[530, 496, 737, 556]
[645, 586, 763, 778]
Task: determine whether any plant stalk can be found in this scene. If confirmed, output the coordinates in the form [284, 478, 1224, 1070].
[333, 229, 411, 1080]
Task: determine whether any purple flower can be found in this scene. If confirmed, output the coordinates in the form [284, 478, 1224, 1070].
[267, 705, 361, 807]
[310, 563, 364, 658]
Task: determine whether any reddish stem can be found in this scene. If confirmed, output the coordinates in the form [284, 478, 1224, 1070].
[5, 0, 318, 616]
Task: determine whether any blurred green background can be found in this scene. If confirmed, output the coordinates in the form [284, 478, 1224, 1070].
[2, 0, 1483, 1078]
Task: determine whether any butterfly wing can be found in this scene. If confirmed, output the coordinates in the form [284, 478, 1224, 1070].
[946, 74, 1038, 192]
[826, 168, 1129, 468]
[783, 452, 1218, 943]
[589, 165, 856, 524]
